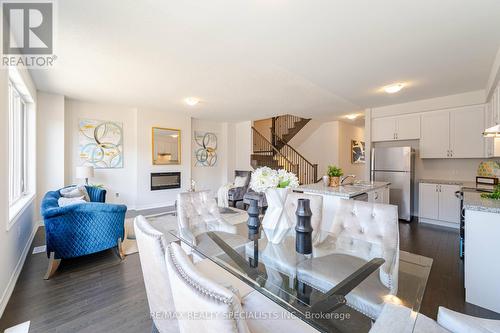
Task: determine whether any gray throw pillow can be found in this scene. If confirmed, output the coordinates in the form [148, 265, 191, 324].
[58, 196, 87, 207]
[60, 185, 90, 202]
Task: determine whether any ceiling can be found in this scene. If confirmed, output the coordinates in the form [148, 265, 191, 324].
[31, 0, 500, 121]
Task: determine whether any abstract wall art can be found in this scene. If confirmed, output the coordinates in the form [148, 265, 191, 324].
[193, 131, 217, 167]
[79, 119, 124, 169]
[351, 140, 365, 164]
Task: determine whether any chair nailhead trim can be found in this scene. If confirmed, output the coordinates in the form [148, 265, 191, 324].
[167, 244, 233, 305]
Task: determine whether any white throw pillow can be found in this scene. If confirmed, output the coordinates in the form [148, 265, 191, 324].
[58, 196, 87, 207]
[60, 185, 90, 201]
[234, 176, 247, 187]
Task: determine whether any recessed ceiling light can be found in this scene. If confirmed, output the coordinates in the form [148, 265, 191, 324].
[383, 83, 405, 94]
[184, 97, 200, 106]
[345, 114, 359, 120]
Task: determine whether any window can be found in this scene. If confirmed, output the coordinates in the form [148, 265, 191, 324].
[8, 80, 28, 206]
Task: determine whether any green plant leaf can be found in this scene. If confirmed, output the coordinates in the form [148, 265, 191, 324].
[278, 180, 290, 188]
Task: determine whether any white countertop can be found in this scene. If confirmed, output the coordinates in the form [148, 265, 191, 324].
[463, 191, 500, 214]
[297, 181, 391, 198]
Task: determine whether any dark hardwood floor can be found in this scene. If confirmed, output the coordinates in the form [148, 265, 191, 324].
[399, 220, 500, 320]
[1, 221, 499, 332]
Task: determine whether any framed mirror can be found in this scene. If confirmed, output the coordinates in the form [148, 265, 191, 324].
[152, 127, 181, 165]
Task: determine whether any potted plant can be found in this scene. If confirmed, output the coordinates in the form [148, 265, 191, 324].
[250, 167, 299, 243]
[327, 165, 343, 187]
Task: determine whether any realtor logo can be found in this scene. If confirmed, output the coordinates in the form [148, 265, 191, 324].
[3, 2, 53, 54]
[2, 1, 56, 67]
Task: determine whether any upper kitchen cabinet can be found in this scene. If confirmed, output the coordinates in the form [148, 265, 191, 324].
[420, 105, 485, 158]
[372, 114, 420, 142]
[420, 110, 450, 158]
[485, 85, 500, 158]
[451, 105, 485, 158]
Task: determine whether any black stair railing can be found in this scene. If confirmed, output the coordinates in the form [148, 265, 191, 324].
[252, 127, 298, 176]
[271, 130, 318, 185]
[273, 114, 303, 139]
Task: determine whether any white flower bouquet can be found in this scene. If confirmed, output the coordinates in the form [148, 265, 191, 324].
[250, 167, 299, 193]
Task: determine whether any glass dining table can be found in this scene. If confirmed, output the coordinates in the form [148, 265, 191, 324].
[164, 221, 431, 333]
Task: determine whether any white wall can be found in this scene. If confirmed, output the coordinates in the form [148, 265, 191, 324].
[234, 121, 253, 172]
[294, 120, 340, 177]
[135, 108, 191, 210]
[370, 90, 485, 118]
[65, 99, 138, 207]
[338, 121, 365, 179]
[0, 68, 38, 317]
[36, 93, 65, 220]
[253, 118, 272, 142]
[191, 119, 227, 194]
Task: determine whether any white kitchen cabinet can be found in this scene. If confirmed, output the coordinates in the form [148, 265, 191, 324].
[450, 105, 485, 158]
[437, 184, 461, 223]
[368, 186, 390, 204]
[420, 105, 485, 159]
[418, 182, 460, 228]
[420, 110, 450, 158]
[485, 84, 500, 157]
[395, 114, 421, 140]
[418, 183, 439, 220]
[371, 114, 420, 142]
[372, 117, 396, 142]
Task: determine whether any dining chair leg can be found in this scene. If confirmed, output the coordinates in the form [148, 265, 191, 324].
[44, 252, 61, 280]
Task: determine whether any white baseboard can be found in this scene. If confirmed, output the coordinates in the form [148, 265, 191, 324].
[419, 217, 460, 230]
[131, 202, 176, 212]
[0, 222, 41, 318]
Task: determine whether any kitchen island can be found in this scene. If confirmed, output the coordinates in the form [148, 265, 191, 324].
[463, 190, 500, 313]
[296, 181, 391, 232]
[297, 181, 391, 200]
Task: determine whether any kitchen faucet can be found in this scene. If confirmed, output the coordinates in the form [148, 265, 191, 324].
[340, 174, 356, 185]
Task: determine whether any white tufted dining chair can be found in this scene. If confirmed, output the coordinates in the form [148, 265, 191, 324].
[134, 215, 179, 333]
[371, 303, 500, 333]
[166, 242, 321, 333]
[297, 199, 400, 319]
[177, 191, 237, 244]
[135, 215, 255, 333]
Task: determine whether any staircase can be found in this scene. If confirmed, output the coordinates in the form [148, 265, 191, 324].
[272, 115, 311, 150]
[251, 114, 318, 185]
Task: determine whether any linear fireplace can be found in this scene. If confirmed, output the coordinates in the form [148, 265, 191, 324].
[151, 172, 181, 191]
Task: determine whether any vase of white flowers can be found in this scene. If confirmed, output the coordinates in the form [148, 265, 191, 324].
[250, 167, 299, 244]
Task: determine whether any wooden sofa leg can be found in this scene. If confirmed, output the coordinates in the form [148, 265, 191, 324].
[115, 237, 125, 260]
[44, 252, 61, 280]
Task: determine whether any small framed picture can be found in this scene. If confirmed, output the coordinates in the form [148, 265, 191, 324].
[351, 140, 365, 164]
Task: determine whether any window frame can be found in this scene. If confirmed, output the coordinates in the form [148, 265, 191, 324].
[8, 80, 29, 207]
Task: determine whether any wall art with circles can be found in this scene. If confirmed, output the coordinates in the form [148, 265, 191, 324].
[79, 119, 124, 169]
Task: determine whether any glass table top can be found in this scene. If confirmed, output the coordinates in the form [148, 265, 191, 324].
[165, 221, 431, 333]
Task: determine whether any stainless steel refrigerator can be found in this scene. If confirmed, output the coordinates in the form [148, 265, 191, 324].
[371, 147, 414, 221]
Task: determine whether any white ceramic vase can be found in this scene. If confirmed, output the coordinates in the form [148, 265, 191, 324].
[262, 187, 292, 244]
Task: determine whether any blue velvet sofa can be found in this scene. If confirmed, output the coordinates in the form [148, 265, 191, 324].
[41, 186, 127, 279]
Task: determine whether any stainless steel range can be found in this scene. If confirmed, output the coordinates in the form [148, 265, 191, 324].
[455, 184, 495, 259]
